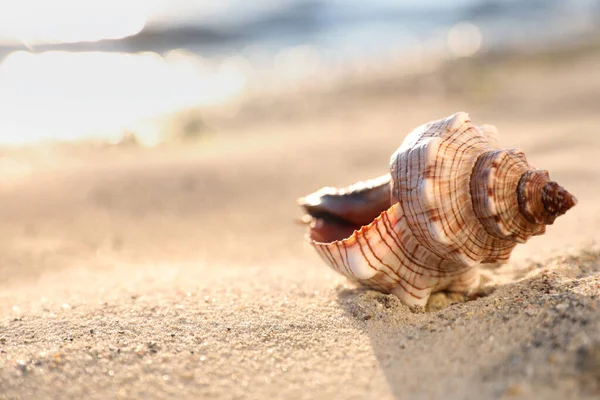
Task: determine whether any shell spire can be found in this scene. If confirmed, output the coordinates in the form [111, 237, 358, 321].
[298, 112, 577, 307]
[517, 170, 578, 225]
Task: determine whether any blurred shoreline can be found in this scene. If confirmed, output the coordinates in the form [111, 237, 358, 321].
[1, 24, 600, 149]
[1, 1, 599, 147]
[2, 0, 599, 61]
[3, 31, 600, 151]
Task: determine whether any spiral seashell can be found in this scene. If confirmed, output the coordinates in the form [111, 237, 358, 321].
[298, 112, 577, 307]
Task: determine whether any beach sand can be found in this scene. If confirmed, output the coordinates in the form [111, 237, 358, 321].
[1, 49, 600, 399]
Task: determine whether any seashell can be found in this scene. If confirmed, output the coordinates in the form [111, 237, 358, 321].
[298, 112, 577, 307]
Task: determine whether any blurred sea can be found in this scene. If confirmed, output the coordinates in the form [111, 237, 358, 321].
[4, 1, 599, 63]
[4, 1, 599, 60]
[0, 0, 599, 146]
[131, 0, 600, 61]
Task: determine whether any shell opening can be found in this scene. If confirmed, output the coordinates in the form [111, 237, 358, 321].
[298, 175, 392, 243]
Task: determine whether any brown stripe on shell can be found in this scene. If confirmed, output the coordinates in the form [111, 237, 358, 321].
[301, 112, 577, 307]
[471, 149, 546, 243]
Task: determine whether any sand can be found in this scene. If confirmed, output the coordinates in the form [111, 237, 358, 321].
[1, 50, 600, 399]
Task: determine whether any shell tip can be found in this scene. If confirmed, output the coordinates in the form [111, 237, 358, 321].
[542, 182, 577, 217]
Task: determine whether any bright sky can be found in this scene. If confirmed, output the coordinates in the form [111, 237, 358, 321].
[0, 0, 295, 45]
[0, 0, 320, 146]
[0, 0, 166, 44]
[0, 49, 250, 146]
[0, 0, 481, 146]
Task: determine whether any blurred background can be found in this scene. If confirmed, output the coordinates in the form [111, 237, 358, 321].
[0, 0, 599, 146]
[1, 0, 600, 286]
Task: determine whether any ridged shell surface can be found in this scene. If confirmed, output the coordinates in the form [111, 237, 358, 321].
[299, 112, 577, 307]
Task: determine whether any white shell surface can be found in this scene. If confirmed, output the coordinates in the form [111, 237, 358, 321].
[304, 112, 575, 306]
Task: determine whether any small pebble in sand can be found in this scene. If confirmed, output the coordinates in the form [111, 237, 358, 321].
[135, 345, 147, 357]
[524, 306, 538, 316]
[15, 361, 29, 375]
[504, 384, 523, 397]
[53, 353, 63, 365]
[180, 371, 195, 381]
[555, 303, 569, 311]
